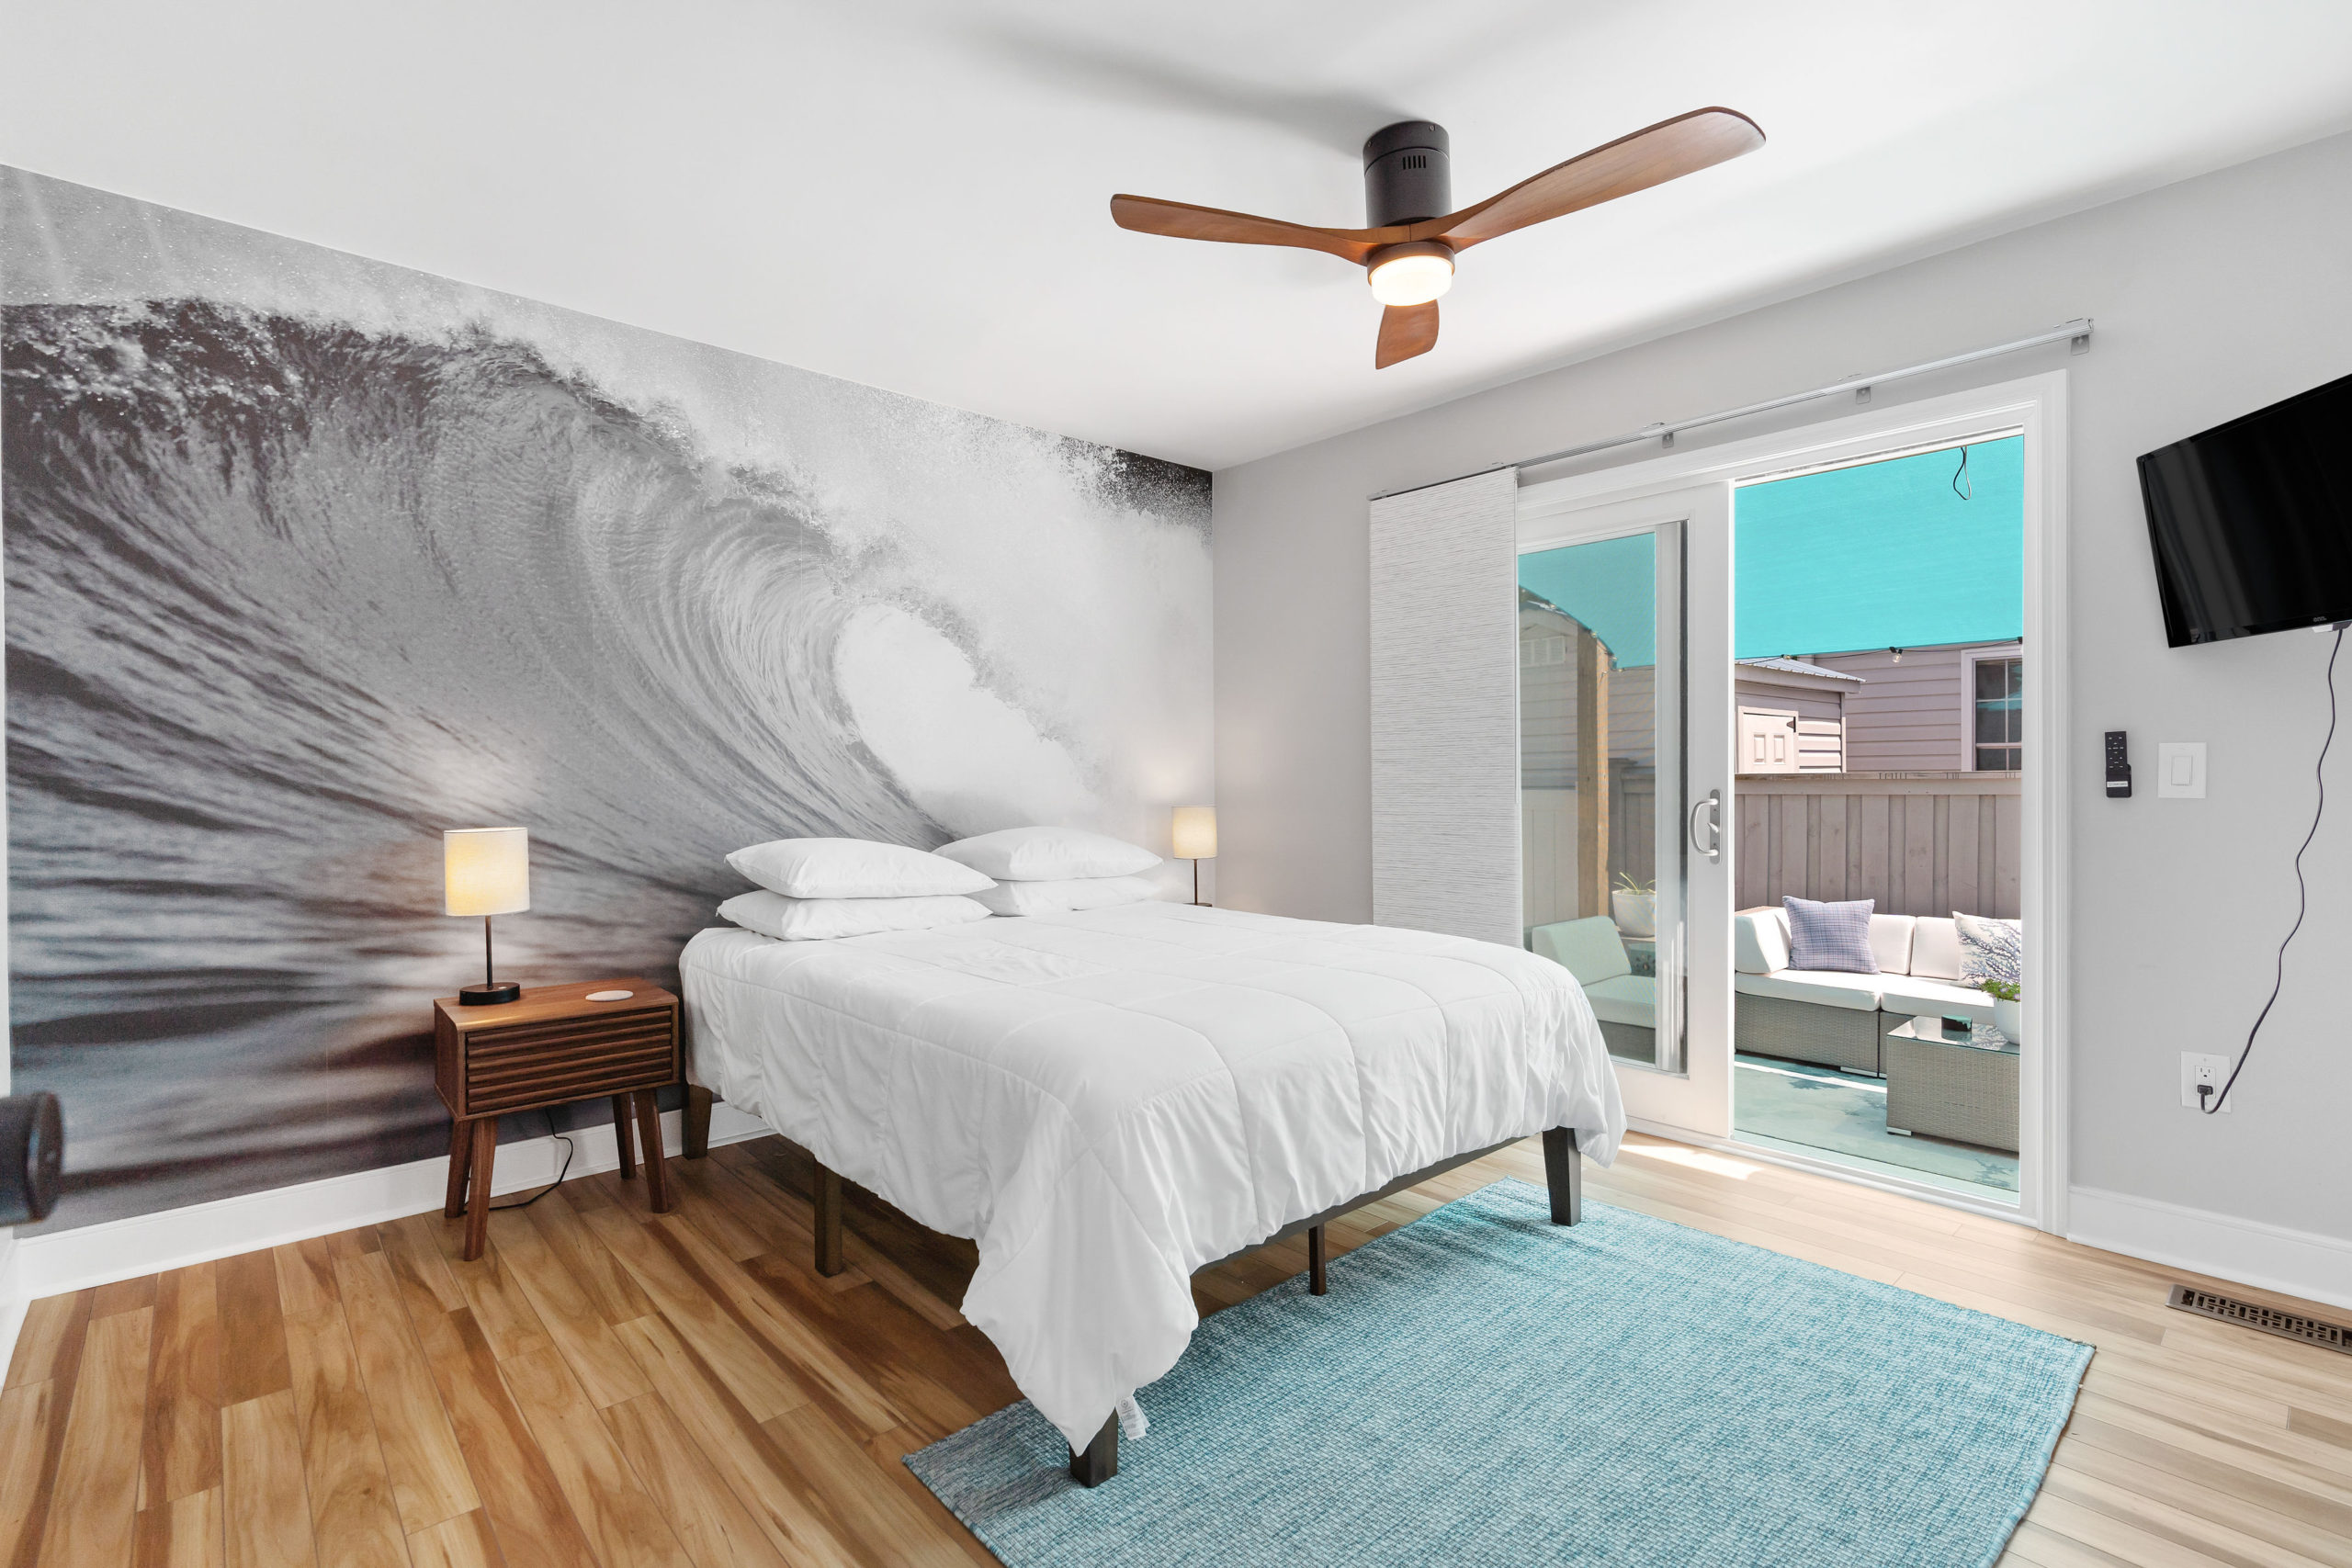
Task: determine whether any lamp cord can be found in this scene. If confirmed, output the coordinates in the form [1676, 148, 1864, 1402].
[489, 1109, 575, 1209]
[2205, 624, 2342, 1113]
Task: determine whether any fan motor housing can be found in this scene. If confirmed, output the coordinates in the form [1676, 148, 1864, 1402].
[1363, 120, 1452, 228]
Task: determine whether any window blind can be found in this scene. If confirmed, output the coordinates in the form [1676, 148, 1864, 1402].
[1368, 468, 1521, 946]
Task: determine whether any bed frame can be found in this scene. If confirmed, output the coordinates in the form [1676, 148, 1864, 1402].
[682, 1089, 1580, 1489]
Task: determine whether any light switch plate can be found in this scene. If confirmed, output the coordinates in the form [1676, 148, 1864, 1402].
[2156, 741, 2206, 798]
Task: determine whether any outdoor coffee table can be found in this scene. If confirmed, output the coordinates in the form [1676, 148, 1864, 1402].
[1883, 1017, 2018, 1154]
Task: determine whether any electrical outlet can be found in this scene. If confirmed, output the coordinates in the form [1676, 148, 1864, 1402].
[2180, 1051, 2233, 1112]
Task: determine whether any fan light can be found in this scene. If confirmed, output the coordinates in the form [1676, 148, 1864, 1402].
[1367, 243, 1454, 307]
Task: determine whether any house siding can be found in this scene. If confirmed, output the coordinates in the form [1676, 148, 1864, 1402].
[1520, 606, 1656, 783]
[1807, 640, 2021, 772]
[1733, 677, 1845, 722]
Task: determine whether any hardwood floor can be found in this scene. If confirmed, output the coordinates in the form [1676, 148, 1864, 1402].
[4, 1130, 2350, 1567]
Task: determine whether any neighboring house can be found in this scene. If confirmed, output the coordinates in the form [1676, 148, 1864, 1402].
[1520, 596, 1652, 781]
[1736, 657, 1860, 773]
[1521, 595, 1655, 929]
[1738, 638, 2023, 774]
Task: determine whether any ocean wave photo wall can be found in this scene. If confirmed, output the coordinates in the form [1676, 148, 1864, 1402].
[0, 166, 1213, 1231]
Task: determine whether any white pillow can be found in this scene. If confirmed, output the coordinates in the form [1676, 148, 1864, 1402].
[934, 826, 1160, 882]
[717, 890, 991, 942]
[725, 838, 992, 899]
[1953, 911, 2022, 987]
[971, 875, 1160, 917]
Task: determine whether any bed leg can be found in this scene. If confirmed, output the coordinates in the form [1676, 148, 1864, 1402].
[684, 1084, 713, 1160]
[813, 1161, 845, 1277]
[1307, 1223, 1328, 1294]
[1069, 1413, 1119, 1487]
[1543, 1127, 1582, 1225]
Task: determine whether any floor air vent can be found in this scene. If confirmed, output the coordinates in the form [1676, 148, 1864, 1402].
[2167, 1283, 2352, 1354]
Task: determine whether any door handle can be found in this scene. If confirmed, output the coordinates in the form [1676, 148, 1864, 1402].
[1688, 789, 1722, 863]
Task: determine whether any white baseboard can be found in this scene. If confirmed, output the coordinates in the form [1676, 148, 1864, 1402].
[2067, 1184, 2352, 1313]
[0, 1101, 772, 1365]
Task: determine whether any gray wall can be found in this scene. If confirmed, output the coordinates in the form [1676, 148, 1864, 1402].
[1213, 129, 2352, 1241]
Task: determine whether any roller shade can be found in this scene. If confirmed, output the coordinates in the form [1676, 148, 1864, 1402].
[1369, 467, 1521, 946]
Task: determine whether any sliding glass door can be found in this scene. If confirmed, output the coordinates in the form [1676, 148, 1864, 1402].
[1519, 485, 1733, 1137]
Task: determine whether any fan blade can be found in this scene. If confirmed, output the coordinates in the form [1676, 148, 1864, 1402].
[1424, 107, 1763, 250]
[1111, 194, 1400, 265]
[1375, 301, 1439, 368]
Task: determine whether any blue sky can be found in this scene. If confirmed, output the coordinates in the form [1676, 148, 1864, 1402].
[1518, 435, 2023, 666]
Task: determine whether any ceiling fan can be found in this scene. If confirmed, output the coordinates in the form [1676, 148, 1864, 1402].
[1110, 107, 1764, 368]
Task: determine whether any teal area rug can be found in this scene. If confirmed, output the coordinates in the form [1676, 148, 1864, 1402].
[1736, 1055, 2019, 1194]
[908, 1180, 2087, 1567]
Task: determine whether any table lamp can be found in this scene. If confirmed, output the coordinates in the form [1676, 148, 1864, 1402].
[445, 827, 529, 1005]
[1172, 806, 1216, 907]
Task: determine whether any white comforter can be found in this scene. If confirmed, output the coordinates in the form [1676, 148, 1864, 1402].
[679, 900, 1623, 1449]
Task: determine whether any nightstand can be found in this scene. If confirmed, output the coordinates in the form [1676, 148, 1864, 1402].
[433, 977, 680, 1259]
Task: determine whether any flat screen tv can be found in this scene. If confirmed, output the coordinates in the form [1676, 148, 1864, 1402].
[2139, 369, 2352, 647]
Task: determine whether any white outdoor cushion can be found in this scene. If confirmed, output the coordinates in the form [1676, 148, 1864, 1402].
[1734, 969, 1883, 1012]
[1581, 974, 1656, 1029]
[1739, 906, 1920, 976]
[935, 827, 1161, 881]
[972, 875, 1159, 917]
[1531, 916, 1633, 987]
[1868, 914, 1917, 976]
[1954, 911, 2023, 986]
[726, 838, 993, 899]
[717, 890, 992, 942]
[1734, 908, 1792, 975]
[1879, 975, 1997, 1022]
[1910, 917, 1962, 981]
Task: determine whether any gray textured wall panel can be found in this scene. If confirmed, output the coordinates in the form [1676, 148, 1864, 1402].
[1369, 468, 1521, 945]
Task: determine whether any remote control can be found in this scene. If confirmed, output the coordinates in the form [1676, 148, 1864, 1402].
[2105, 730, 2132, 797]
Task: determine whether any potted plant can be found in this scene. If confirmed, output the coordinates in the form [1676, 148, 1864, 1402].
[1611, 872, 1657, 939]
[1980, 977, 2021, 1043]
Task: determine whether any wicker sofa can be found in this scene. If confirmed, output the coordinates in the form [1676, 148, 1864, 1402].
[1733, 906, 1997, 1077]
[1530, 916, 1656, 1061]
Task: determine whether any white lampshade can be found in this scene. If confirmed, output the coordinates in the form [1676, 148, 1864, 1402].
[1366, 250, 1453, 307]
[444, 827, 530, 917]
[1171, 806, 1217, 861]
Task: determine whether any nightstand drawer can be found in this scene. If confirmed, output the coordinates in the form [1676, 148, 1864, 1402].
[461, 1005, 675, 1114]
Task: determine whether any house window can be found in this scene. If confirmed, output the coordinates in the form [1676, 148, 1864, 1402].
[1973, 657, 2022, 770]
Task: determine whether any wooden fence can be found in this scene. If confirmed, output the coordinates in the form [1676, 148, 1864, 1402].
[1733, 773, 2019, 919]
[1521, 764, 1657, 928]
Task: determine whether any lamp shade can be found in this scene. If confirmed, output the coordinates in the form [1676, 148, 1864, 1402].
[1171, 806, 1217, 861]
[444, 827, 530, 917]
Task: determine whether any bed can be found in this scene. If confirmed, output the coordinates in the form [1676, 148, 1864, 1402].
[677, 898, 1623, 1483]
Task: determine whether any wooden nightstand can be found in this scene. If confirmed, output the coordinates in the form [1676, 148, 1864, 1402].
[433, 977, 680, 1259]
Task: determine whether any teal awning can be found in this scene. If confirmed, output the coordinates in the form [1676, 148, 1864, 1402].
[1519, 532, 1657, 668]
[1516, 435, 2022, 667]
[1735, 435, 2023, 658]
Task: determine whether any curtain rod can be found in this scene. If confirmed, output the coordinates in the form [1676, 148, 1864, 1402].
[1371, 318, 2091, 501]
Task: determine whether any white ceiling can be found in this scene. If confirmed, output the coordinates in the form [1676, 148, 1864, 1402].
[7, 0, 2352, 469]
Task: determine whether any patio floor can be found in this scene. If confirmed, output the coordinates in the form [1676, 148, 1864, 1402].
[1733, 1054, 2018, 1201]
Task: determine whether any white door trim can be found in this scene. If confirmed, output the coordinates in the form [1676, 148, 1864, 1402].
[1518, 370, 2072, 1233]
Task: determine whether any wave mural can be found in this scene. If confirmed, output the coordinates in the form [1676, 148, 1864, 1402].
[1, 169, 1212, 1229]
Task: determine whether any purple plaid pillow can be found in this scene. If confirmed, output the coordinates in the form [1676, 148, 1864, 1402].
[1782, 896, 1878, 974]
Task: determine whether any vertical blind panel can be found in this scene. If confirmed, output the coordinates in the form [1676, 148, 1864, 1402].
[1369, 467, 1521, 946]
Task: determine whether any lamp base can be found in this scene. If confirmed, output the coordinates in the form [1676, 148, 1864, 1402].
[458, 981, 522, 1007]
